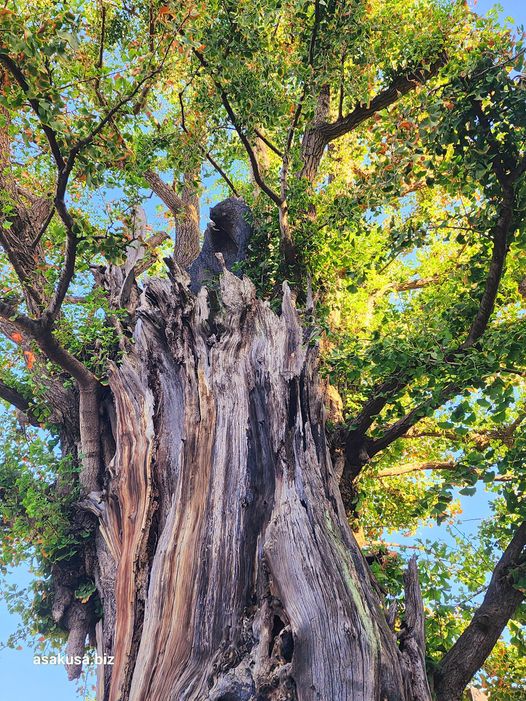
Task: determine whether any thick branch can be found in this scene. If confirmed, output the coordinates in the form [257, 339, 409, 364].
[0, 298, 40, 336]
[350, 376, 405, 436]
[368, 383, 460, 456]
[393, 275, 440, 291]
[0, 107, 52, 313]
[78, 384, 102, 496]
[0, 379, 39, 426]
[0, 298, 101, 495]
[300, 55, 447, 180]
[323, 57, 447, 142]
[43, 202, 77, 326]
[377, 460, 455, 478]
[434, 521, 526, 701]
[134, 230, 170, 277]
[0, 297, 99, 389]
[174, 169, 201, 268]
[461, 188, 514, 348]
[144, 171, 183, 215]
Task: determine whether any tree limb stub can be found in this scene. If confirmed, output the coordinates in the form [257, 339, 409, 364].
[144, 170, 184, 215]
[399, 557, 433, 701]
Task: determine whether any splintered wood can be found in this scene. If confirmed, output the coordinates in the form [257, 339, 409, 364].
[95, 268, 425, 701]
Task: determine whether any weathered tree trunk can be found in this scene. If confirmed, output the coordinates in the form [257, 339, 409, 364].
[86, 265, 427, 701]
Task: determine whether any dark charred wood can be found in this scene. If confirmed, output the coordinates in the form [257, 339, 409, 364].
[188, 198, 253, 292]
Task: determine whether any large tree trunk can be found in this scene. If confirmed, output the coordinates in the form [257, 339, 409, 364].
[87, 265, 426, 701]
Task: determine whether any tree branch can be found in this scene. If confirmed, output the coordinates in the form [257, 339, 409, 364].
[349, 375, 407, 436]
[0, 52, 65, 170]
[461, 197, 514, 349]
[377, 460, 456, 478]
[393, 275, 440, 291]
[375, 460, 512, 482]
[0, 379, 39, 426]
[0, 298, 40, 336]
[254, 127, 283, 158]
[203, 152, 239, 196]
[323, 56, 447, 142]
[192, 48, 282, 207]
[368, 383, 460, 457]
[0, 297, 99, 389]
[144, 171, 184, 215]
[434, 521, 526, 701]
[300, 54, 447, 179]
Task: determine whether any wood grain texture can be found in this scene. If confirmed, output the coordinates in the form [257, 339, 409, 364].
[399, 557, 432, 701]
[93, 267, 422, 700]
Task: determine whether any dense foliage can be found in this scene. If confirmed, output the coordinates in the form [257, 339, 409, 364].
[0, 0, 525, 697]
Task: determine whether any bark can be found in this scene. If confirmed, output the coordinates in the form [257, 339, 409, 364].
[84, 263, 430, 701]
[144, 168, 201, 268]
[434, 521, 526, 701]
[174, 170, 201, 268]
[299, 85, 330, 182]
[399, 558, 432, 701]
[299, 58, 446, 181]
[0, 105, 51, 313]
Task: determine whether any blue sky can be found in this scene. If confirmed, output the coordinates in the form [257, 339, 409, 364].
[1, 2, 525, 699]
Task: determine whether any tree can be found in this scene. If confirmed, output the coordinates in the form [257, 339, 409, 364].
[0, 1, 525, 700]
